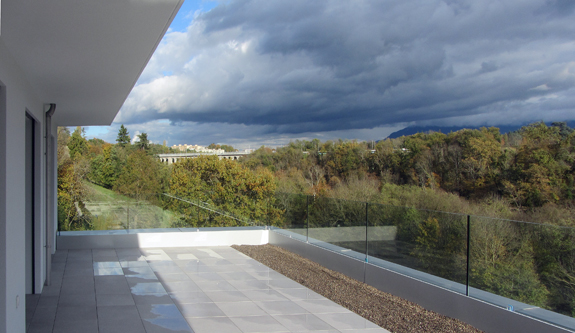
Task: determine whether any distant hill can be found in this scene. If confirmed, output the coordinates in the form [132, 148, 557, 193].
[387, 121, 575, 139]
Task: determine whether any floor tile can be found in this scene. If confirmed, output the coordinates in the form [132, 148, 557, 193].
[169, 291, 213, 304]
[123, 266, 156, 277]
[120, 261, 149, 268]
[249, 270, 287, 280]
[177, 302, 226, 317]
[131, 282, 167, 295]
[186, 317, 243, 333]
[195, 279, 237, 292]
[316, 312, 381, 330]
[276, 288, 325, 301]
[55, 305, 97, 323]
[37, 295, 60, 308]
[168, 253, 199, 260]
[126, 275, 159, 287]
[93, 256, 120, 263]
[255, 300, 310, 315]
[242, 289, 290, 302]
[64, 268, 94, 277]
[95, 276, 131, 294]
[65, 261, 93, 270]
[191, 248, 224, 259]
[132, 293, 174, 305]
[26, 320, 55, 333]
[186, 272, 223, 282]
[58, 293, 96, 307]
[199, 258, 232, 266]
[162, 280, 201, 293]
[142, 318, 193, 333]
[229, 315, 290, 333]
[60, 277, 95, 295]
[96, 293, 136, 306]
[228, 278, 271, 291]
[215, 301, 268, 317]
[218, 271, 256, 280]
[98, 305, 144, 330]
[205, 290, 251, 302]
[156, 272, 190, 282]
[94, 262, 122, 268]
[52, 319, 98, 333]
[137, 303, 194, 332]
[95, 267, 124, 276]
[273, 313, 336, 331]
[294, 299, 353, 314]
[267, 278, 305, 289]
[150, 265, 184, 274]
[29, 305, 57, 324]
[137, 303, 184, 319]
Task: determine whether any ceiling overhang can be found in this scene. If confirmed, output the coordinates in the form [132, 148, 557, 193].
[1, 0, 183, 126]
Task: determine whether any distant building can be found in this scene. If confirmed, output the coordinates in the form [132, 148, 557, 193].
[171, 144, 224, 154]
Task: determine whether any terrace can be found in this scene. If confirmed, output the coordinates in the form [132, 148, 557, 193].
[26, 246, 387, 333]
[45, 192, 575, 333]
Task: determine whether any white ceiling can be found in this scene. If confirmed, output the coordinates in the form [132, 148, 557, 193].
[2, 0, 183, 126]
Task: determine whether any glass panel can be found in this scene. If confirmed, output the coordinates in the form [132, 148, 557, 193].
[272, 193, 308, 238]
[367, 203, 467, 292]
[469, 217, 575, 325]
[307, 196, 366, 260]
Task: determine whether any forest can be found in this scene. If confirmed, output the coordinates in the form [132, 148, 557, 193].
[57, 122, 575, 317]
[58, 121, 575, 228]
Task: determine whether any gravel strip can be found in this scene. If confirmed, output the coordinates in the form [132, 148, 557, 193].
[232, 244, 484, 333]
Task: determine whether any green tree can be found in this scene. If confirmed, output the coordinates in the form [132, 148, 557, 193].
[169, 155, 280, 227]
[116, 124, 130, 147]
[114, 150, 163, 197]
[136, 132, 150, 151]
[67, 126, 88, 160]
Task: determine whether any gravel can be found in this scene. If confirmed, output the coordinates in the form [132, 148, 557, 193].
[232, 244, 484, 333]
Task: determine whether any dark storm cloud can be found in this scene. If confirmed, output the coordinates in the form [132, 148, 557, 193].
[117, 0, 575, 135]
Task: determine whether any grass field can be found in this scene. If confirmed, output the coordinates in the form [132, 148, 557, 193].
[83, 182, 181, 230]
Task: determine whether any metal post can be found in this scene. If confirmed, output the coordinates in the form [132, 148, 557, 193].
[365, 202, 369, 263]
[306, 195, 309, 243]
[466, 215, 471, 296]
[127, 202, 130, 230]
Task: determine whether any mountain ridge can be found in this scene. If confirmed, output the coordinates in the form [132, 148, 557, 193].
[387, 121, 575, 139]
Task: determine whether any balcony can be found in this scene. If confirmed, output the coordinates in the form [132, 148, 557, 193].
[44, 192, 575, 333]
[27, 246, 387, 333]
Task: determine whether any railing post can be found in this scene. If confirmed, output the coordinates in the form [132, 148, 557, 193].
[127, 201, 130, 230]
[306, 195, 309, 243]
[466, 214, 471, 296]
[365, 202, 369, 263]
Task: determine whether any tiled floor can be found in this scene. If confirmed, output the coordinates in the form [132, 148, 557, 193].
[26, 247, 389, 333]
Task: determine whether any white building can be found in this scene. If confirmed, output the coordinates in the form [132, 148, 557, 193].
[0, 1, 183, 332]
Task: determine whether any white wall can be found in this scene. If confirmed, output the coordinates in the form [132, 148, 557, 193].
[0, 38, 47, 333]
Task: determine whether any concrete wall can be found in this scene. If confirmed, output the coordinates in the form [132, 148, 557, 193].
[57, 229, 270, 249]
[0, 38, 47, 333]
[269, 230, 572, 333]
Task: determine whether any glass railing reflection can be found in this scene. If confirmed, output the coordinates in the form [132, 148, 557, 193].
[271, 192, 575, 327]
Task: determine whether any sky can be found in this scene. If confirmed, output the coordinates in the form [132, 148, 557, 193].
[85, 0, 575, 149]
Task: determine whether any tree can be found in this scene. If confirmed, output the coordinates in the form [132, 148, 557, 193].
[136, 132, 149, 151]
[67, 126, 88, 160]
[116, 124, 131, 147]
[114, 150, 163, 197]
[169, 155, 280, 227]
